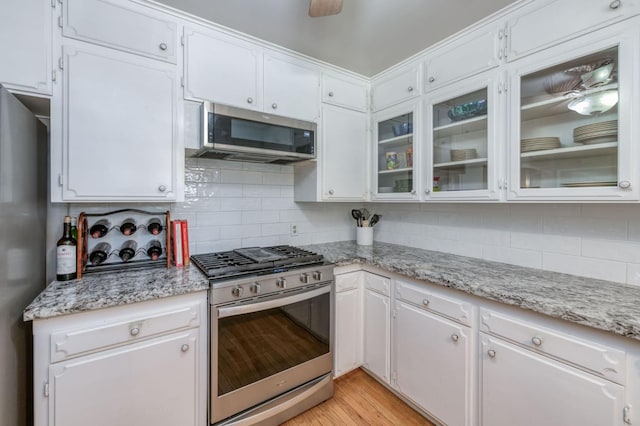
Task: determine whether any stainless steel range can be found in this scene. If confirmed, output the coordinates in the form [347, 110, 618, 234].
[191, 246, 334, 426]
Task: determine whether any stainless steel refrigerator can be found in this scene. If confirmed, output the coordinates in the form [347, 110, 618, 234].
[0, 84, 47, 426]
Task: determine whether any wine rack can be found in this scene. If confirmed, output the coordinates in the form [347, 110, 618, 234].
[77, 209, 171, 279]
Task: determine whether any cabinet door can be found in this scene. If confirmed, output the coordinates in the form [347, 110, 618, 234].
[363, 289, 390, 383]
[321, 105, 367, 200]
[335, 287, 363, 377]
[0, 0, 52, 94]
[321, 74, 368, 112]
[372, 65, 420, 111]
[184, 26, 262, 110]
[481, 335, 625, 426]
[53, 44, 178, 202]
[49, 330, 199, 426]
[264, 54, 320, 122]
[62, 0, 177, 63]
[507, 0, 640, 62]
[508, 25, 639, 201]
[395, 301, 471, 426]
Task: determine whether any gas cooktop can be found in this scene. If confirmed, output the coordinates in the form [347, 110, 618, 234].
[190, 245, 325, 280]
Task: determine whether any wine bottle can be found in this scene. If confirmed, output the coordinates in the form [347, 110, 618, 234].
[56, 216, 77, 281]
[90, 219, 110, 239]
[147, 218, 163, 235]
[119, 240, 137, 262]
[89, 242, 112, 266]
[70, 216, 78, 240]
[146, 240, 163, 261]
[120, 218, 137, 236]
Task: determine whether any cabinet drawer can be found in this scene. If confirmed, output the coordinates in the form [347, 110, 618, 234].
[321, 74, 368, 112]
[371, 65, 420, 111]
[335, 272, 362, 292]
[364, 272, 390, 296]
[395, 279, 472, 326]
[480, 308, 626, 384]
[63, 0, 177, 63]
[50, 302, 201, 362]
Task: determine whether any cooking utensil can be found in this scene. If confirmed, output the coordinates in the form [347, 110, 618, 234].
[361, 208, 370, 222]
[370, 214, 381, 227]
[351, 209, 362, 227]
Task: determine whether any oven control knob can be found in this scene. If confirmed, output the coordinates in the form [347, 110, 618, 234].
[232, 286, 244, 297]
[276, 278, 287, 289]
[312, 271, 323, 281]
[300, 273, 310, 284]
[250, 283, 261, 294]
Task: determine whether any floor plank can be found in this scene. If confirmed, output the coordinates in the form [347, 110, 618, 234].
[281, 369, 435, 425]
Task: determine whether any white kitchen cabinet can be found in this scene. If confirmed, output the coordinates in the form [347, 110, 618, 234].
[0, 0, 52, 94]
[264, 53, 321, 122]
[507, 22, 639, 201]
[394, 300, 471, 426]
[372, 100, 421, 200]
[334, 272, 363, 378]
[183, 26, 262, 110]
[480, 333, 626, 426]
[61, 0, 177, 63]
[424, 25, 502, 91]
[362, 272, 391, 383]
[371, 64, 420, 112]
[50, 42, 180, 202]
[507, 0, 640, 62]
[321, 73, 368, 112]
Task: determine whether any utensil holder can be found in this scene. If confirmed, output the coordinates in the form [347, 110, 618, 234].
[356, 227, 373, 246]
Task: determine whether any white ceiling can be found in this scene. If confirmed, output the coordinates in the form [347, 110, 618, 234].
[155, 0, 518, 76]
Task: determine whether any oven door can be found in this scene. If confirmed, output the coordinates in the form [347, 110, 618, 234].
[211, 283, 333, 423]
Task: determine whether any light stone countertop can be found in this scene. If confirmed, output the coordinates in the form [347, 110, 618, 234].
[303, 241, 640, 342]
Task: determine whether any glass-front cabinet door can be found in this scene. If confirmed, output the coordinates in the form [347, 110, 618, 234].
[373, 101, 420, 200]
[508, 26, 638, 201]
[427, 74, 501, 200]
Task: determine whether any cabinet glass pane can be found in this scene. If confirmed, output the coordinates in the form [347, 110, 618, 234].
[433, 88, 488, 192]
[519, 46, 618, 189]
[377, 112, 413, 194]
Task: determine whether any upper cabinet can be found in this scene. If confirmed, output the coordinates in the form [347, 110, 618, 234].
[371, 64, 421, 112]
[62, 0, 178, 63]
[321, 73, 368, 112]
[507, 0, 640, 62]
[0, 0, 52, 95]
[507, 22, 639, 201]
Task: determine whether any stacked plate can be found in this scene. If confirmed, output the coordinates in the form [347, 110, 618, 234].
[573, 120, 617, 145]
[520, 137, 561, 153]
[450, 148, 478, 162]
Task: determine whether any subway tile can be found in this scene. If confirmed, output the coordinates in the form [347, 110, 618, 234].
[196, 211, 242, 226]
[184, 166, 220, 183]
[261, 223, 290, 236]
[279, 234, 313, 246]
[194, 239, 241, 254]
[262, 197, 298, 211]
[542, 253, 627, 283]
[263, 172, 294, 185]
[243, 184, 281, 198]
[457, 228, 510, 247]
[219, 198, 261, 211]
[280, 186, 295, 198]
[510, 232, 580, 255]
[580, 204, 640, 220]
[198, 158, 243, 170]
[625, 263, 640, 286]
[243, 162, 282, 173]
[220, 170, 262, 184]
[174, 198, 221, 212]
[242, 210, 279, 224]
[188, 226, 220, 242]
[219, 224, 261, 239]
[543, 216, 627, 240]
[280, 165, 294, 173]
[242, 236, 280, 247]
[482, 246, 542, 269]
[582, 238, 640, 263]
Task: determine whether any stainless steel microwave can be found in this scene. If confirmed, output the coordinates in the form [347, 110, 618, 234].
[194, 102, 316, 163]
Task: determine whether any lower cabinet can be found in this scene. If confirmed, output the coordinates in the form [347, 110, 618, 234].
[334, 271, 363, 377]
[362, 273, 391, 383]
[394, 300, 471, 426]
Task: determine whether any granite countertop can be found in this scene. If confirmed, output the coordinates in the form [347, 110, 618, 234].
[303, 241, 640, 342]
[23, 266, 209, 321]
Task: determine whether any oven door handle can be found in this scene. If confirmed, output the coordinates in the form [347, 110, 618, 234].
[217, 285, 329, 319]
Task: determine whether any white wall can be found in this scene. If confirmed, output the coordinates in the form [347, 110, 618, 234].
[371, 202, 640, 286]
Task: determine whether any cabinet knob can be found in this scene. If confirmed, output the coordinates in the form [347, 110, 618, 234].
[422, 298, 429, 306]
[618, 180, 631, 189]
[181, 344, 189, 352]
[271, 103, 278, 109]
[158, 185, 167, 192]
[159, 42, 168, 51]
[610, 0, 621, 9]
[451, 333, 459, 342]
[531, 336, 543, 346]
[130, 327, 140, 336]
[428, 76, 435, 83]
[328, 189, 334, 195]
[411, 189, 416, 195]
[407, 86, 414, 92]
[488, 349, 496, 358]
[328, 91, 334, 97]
[247, 97, 253, 104]
[425, 189, 430, 195]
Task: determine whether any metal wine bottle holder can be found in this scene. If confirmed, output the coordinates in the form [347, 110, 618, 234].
[77, 209, 171, 279]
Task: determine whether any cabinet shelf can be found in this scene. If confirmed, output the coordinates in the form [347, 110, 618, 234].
[379, 134, 413, 146]
[434, 158, 488, 169]
[520, 141, 617, 161]
[433, 116, 487, 138]
[378, 167, 413, 175]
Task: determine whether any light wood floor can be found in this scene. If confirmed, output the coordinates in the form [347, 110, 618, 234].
[281, 369, 435, 425]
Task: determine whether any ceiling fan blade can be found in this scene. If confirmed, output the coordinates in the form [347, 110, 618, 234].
[309, 0, 343, 17]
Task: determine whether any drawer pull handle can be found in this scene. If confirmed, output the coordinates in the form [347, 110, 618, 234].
[130, 327, 140, 336]
[181, 344, 190, 352]
[531, 336, 543, 346]
[422, 298, 429, 306]
[451, 333, 459, 342]
[488, 349, 496, 358]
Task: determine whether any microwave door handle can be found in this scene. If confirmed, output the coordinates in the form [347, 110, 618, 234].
[217, 285, 330, 319]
